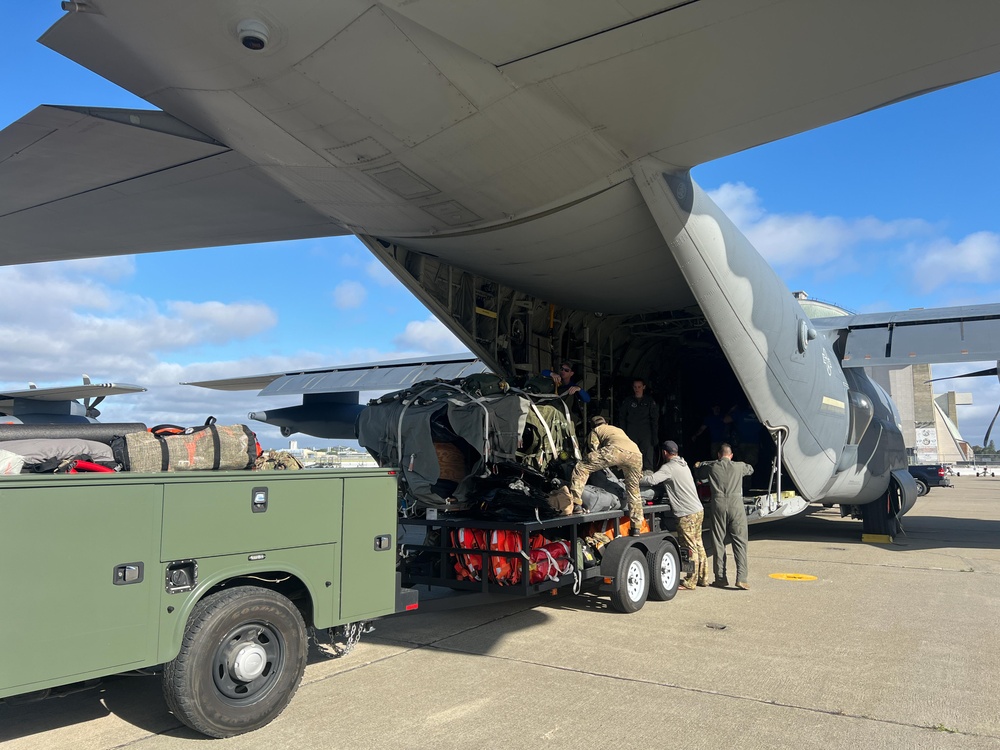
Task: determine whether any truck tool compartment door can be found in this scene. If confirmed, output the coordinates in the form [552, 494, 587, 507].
[160, 474, 343, 560]
[340, 474, 397, 621]
[0, 478, 161, 695]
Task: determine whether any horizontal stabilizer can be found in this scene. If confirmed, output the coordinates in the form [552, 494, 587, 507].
[812, 304, 1000, 367]
[0, 106, 346, 265]
[186, 353, 488, 396]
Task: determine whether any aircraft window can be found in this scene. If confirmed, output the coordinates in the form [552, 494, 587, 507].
[846, 391, 874, 445]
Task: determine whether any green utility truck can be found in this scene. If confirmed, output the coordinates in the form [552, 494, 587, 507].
[0, 467, 415, 738]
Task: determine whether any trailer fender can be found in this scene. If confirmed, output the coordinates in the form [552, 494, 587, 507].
[598, 532, 669, 579]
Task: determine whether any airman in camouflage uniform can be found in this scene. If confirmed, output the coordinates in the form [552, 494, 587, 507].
[640, 440, 707, 589]
[570, 416, 644, 533]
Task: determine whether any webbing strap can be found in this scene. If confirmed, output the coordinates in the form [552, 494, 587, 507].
[210, 425, 221, 470]
[158, 437, 169, 472]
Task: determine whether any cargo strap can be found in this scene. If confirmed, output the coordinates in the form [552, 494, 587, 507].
[158, 436, 169, 472]
[157, 418, 222, 471]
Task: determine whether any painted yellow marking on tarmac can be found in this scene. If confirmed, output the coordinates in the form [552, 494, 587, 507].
[862, 533, 893, 544]
[769, 573, 818, 581]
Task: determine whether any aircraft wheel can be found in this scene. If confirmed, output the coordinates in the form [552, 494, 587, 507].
[610, 548, 649, 613]
[914, 478, 929, 497]
[647, 541, 680, 601]
[162, 586, 307, 738]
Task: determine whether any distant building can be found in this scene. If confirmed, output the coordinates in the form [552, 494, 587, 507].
[868, 363, 973, 464]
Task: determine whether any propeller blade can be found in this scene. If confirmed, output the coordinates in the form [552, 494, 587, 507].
[926, 366, 998, 384]
[983, 402, 1000, 447]
[85, 395, 106, 419]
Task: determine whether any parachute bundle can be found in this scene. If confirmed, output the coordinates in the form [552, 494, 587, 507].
[357, 375, 579, 513]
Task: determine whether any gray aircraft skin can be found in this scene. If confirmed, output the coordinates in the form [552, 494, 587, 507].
[5, 2, 1000, 533]
[0, 379, 146, 424]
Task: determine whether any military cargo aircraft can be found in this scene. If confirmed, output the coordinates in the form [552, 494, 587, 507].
[0, 377, 145, 424]
[4, 2, 1000, 536]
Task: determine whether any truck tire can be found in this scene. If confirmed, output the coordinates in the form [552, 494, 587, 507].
[647, 541, 680, 601]
[914, 478, 929, 497]
[610, 547, 649, 613]
[162, 586, 308, 738]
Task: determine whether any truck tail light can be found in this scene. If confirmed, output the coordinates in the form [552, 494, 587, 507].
[938, 467, 946, 477]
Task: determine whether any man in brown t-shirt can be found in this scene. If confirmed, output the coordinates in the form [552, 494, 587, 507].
[569, 416, 644, 534]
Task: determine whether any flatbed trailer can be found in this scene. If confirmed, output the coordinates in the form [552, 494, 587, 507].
[399, 503, 684, 613]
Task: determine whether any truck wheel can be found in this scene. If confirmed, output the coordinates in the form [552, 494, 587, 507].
[647, 541, 680, 601]
[914, 478, 929, 497]
[610, 548, 649, 613]
[162, 586, 308, 738]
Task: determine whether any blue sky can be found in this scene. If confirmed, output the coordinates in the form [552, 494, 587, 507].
[4, 5, 1000, 447]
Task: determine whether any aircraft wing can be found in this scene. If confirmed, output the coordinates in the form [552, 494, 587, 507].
[5, 2, 1000, 268]
[0, 382, 146, 402]
[0, 106, 346, 264]
[812, 304, 1000, 367]
[186, 353, 488, 395]
[185, 353, 489, 439]
[0, 381, 146, 422]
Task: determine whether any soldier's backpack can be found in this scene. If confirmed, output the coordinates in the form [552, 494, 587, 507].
[254, 450, 303, 471]
[522, 375, 556, 394]
[461, 373, 509, 398]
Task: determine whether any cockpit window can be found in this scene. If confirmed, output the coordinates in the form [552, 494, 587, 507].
[847, 390, 874, 445]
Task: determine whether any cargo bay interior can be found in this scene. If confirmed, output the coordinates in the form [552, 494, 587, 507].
[359, 236, 782, 497]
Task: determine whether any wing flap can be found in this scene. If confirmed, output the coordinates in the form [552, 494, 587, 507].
[814, 305, 1000, 367]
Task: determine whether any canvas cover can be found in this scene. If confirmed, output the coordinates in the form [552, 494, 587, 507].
[356, 379, 579, 511]
[0, 438, 115, 466]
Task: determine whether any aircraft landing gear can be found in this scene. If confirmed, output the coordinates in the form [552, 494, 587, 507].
[859, 482, 903, 540]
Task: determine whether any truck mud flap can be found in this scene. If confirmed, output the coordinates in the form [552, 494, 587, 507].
[394, 573, 419, 613]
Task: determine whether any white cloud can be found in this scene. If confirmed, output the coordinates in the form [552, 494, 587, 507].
[0, 262, 281, 423]
[332, 280, 366, 309]
[164, 301, 277, 342]
[392, 318, 464, 353]
[338, 252, 367, 269]
[366, 259, 397, 287]
[707, 182, 930, 270]
[910, 231, 1000, 292]
[0, 265, 116, 318]
[55, 255, 137, 282]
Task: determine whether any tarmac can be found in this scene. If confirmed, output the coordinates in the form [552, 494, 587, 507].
[2, 475, 999, 749]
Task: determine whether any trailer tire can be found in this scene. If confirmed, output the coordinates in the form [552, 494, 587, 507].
[647, 541, 680, 601]
[162, 586, 308, 738]
[610, 547, 649, 613]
